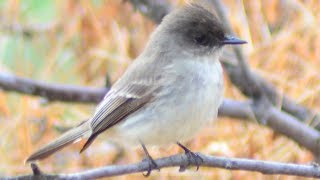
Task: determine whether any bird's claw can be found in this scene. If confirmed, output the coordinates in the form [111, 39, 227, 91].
[142, 155, 160, 177]
[185, 151, 203, 171]
[140, 142, 160, 177]
[177, 142, 203, 171]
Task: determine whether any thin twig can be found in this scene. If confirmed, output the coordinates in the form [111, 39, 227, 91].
[7, 154, 320, 179]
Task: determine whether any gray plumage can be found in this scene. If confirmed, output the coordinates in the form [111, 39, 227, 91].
[26, 3, 246, 163]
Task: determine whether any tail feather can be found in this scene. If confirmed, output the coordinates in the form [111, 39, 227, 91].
[26, 121, 90, 162]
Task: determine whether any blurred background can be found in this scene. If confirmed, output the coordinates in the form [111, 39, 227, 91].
[0, 0, 319, 179]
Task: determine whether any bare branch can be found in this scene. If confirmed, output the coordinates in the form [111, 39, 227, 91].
[219, 99, 320, 156]
[7, 154, 320, 179]
[219, 41, 320, 129]
[0, 73, 107, 103]
[218, 99, 255, 119]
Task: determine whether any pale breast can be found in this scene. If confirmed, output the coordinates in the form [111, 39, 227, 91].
[116, 58, 224, 145]
[166, 58, 224, 142]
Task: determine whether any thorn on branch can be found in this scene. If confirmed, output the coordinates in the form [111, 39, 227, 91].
[31, 163, 42, 176]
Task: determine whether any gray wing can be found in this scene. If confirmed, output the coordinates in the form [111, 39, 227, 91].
[80, 82, 157, 152]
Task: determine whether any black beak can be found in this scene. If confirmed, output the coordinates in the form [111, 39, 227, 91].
[222, 35, 247, 45]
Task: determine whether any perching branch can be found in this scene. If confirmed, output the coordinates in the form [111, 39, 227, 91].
[7, 154, 320, 179]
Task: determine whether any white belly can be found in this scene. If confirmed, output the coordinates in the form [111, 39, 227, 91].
[115, 59, 224, 145]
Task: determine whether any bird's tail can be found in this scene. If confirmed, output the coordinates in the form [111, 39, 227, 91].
[26, 121, 91, 163]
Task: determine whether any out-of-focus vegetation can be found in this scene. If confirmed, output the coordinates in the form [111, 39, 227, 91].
[0, 0, 319, 179]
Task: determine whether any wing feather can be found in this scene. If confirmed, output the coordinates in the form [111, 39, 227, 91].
[80, 82, 156, 152]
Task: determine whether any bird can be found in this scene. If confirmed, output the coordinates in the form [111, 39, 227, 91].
[26, 3, 246, 176]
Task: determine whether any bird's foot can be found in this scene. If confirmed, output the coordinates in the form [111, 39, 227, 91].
[142, 154, 160, 177]
[141, 143, 160, 177]
[177, 142, 203, 172]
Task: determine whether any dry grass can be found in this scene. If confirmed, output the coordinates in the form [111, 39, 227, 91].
[0, 0, 319, 179]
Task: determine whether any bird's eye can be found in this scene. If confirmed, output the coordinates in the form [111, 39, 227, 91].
[194, 34, 209, 46]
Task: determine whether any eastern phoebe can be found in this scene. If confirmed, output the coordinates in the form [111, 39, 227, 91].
[26, 3, 246, 175]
